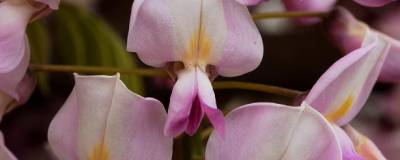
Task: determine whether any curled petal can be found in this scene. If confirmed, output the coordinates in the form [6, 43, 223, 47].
[196, 68, 224, 136]
[0, 1, 34, 100]
[34, 0, 60, 9]
[307, 20, 390, 125]
[164, 68, 224, 137]
[353, 0, 393, 7]
[344, 125, 387, 160]
[332, 125, 364, 160]
[234, 0, 264, 6]
[206, 102, 341, 160]
[128, 0, 263, 77]
[282, 0, 336, 24]
[48, 74, 172, 160]
[328, 8, 400, 83]
[374, 8, 400, 83]
[164, 68, 200, 137]
[327, 8, 368, 54]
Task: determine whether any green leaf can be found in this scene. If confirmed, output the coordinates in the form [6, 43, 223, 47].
[52, 3, 143, 93]
[52, 6, 87, 65]
[27, 21, 51, 94]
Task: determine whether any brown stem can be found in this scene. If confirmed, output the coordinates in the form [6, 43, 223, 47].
[29, 64, 304, 98]
[252, 11, 329, 20]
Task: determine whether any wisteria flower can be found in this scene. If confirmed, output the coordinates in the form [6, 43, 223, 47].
[0, 0, 59, 158]
[206, 20, 389, 159]
[48, 74, 173, 160]
[239, 0, 395, 24]
[206, 102, 342, 160]
[305, 22, 389, 159]
[127, 0, 263, 137]
[328, 7, 400, 83]
[237, 0, 394, 8]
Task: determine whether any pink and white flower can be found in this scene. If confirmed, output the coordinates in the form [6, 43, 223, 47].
[127, 0, 264, 137]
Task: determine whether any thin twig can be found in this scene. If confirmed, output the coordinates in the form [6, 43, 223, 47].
[213, 81, 303, 98]
[29, 64, 304, 98]
[29, 64, 169, 77]
[252, 11, 329, 20]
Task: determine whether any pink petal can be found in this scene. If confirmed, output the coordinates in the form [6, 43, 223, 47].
[196, 68, 225, 136]
[206, 102, 341, 160]
[329, 8, 400, 83]
[34, 0, 60, 9]
[332, 125, 364, 160]
[48, 74, 172, 160]
[165, 67, 224, 137]
[0, 1, 33, 100]
[164, 68, 200, 137]
[306, 24, 391, 125]
[214, 0, 263, 77]
[127, 0, 201, 67]
[344, 125, 387, 160]
[353, 0, 393, 7]
[128, 0, 263, 77]
[374, 8, 400, 83]
[328, 8, 367, 54]
[48, 87, 79, 159]
[282, 0, 336, 24]
[234, 0, 264, 6]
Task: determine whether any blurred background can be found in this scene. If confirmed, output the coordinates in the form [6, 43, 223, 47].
[1, 0, 400, 159]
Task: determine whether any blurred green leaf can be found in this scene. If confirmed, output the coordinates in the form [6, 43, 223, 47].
[52, 3, 143, 93]
[27, 21, 51, 94]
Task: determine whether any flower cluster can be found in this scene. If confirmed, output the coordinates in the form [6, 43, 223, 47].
[1, 0, 399, 159]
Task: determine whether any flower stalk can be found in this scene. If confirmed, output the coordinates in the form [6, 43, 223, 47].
[252, 11, 329, 20]
[29, 64, 303, 98]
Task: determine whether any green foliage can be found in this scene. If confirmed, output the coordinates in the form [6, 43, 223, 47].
[28, 2, 143, 94]
[27, 21, 51, 94]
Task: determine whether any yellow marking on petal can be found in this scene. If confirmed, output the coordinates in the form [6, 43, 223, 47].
[325, 95, 354, 123]
[183, 25, 212, 68]
[355, 135, 385, 160]
[88, 143, 110, 160]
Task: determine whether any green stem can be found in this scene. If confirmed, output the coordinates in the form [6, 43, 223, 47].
[29, 64, 168, 77]
[213, 81, 303, 98]
[29, 64, 304, 98]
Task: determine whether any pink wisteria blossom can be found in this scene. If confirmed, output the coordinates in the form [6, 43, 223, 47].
[238, 0, 395, 24]
[0, 0, 59, 158]
[328, 7, 400, 83]
[206, 22, 389, 159]
[127, 0, 263, 137]
[48, 74, 173, 160]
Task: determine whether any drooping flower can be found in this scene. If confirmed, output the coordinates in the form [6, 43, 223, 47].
[206, 22, 389, 159]
[238, 0, 395, 24]
[305, 19, 390, 159]
[127, 0, 263, 137]
[48, 74, 173, 160]
[344, 125, 387, 160]
[352, 0, 395, 7]
[327, 7, 400, 83]
[0, 0, 59, 158]
[236, 0, 394, 8]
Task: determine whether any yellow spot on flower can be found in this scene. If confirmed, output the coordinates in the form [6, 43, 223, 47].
[325, 95, 354, 123]
[183, 25, 212, 68]
[88, 143, 109, 160]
